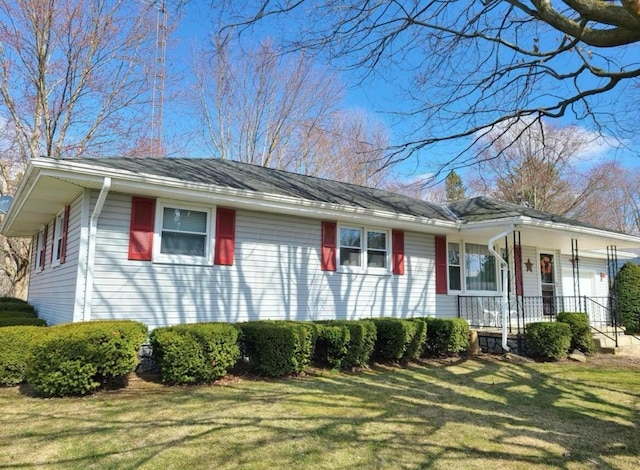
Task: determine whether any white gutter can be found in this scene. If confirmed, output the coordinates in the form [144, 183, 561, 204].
[82, 177, 111, 322]
[487, 225, 515, 353]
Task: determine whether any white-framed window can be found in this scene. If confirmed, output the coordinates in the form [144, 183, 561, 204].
[35, 228, 46, 271]
[153, 201, 213, 265]
[448, 242, 461, 291]
[338, 225, 389, 272]
[465, 243, 497, 291]
[447, 241, 498, 293]
[52, 210, 65, 266]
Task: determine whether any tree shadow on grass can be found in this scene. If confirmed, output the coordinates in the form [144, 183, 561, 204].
[1, 357, 638, 469]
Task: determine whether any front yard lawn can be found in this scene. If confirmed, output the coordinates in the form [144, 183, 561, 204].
[1, 355, 639, 469]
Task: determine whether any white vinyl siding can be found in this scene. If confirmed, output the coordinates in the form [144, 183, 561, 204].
[89, 193, 437, 329]
[27, 195, 83, 325]
[520, 245, 540, 297]
[559, 254, 609, 298]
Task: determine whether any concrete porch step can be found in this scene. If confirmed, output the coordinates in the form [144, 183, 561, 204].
[593, 332, 640, 355]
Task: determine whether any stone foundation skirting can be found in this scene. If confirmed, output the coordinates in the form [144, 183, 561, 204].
[475, 331, 528, 355]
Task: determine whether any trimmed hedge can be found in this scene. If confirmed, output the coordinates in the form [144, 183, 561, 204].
[421, 318, 470, 357]
[25, 320, 147, 397]
[557, 312, 594, 354]
[150, 322, 240, 384]
[0, 317, 47, 327]
[0, 310, 37, 319]
[314, 324, 350, 369]
[0, 296, 29, 304]
[405, 319, 427, 360]
[0, 326, 47, 386]
[612, 262, 640, 334]
[0, 302, 35, 314]
[240, 321, 316, 377]
[317, 320, 377, 368]
[525, 322, 571, 361]
[371, 318, 426, 362]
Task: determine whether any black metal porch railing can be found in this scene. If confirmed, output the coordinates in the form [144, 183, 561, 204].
[457, 295, 617, 333]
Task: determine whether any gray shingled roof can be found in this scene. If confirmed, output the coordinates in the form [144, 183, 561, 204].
[73, 157, 457, 222]
[69, 157, 614, 232]
[447, 196, 615, 232]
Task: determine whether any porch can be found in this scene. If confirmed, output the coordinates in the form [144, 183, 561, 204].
[458, 295, 616, 332]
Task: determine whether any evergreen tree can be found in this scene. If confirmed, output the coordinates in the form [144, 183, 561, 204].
[445, 170, 466, 202]
[612, 262, 640, 334]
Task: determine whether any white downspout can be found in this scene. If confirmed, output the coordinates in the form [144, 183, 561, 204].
[487, 225, 515, 353]
[82, 177, 111, 321]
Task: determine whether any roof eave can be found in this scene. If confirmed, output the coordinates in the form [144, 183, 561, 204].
[2, 158, 460, 237]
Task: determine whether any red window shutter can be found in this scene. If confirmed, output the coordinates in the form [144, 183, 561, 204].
[215, 207, 236, 266]
[128, 196, 156, 261]
[41, 224, 48, 270]
[50, 218, 56, 264]
[435, 235, 447, 294]
[321, 221, 337, 272]
[514, 244, 523, 296]
[60, 205, 70, 264]
[32, 235, 37, 270]
[392, 230, 405, 275]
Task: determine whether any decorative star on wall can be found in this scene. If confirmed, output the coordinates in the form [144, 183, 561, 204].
[525, 258, 533, 272]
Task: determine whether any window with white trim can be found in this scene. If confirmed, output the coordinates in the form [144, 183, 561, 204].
[448, 242, 461, 291]
[465, 243, 497, 291]
[447, 241, 498, 292]
[52, 210, 65, 266]
[153, 201, 213, 264]
[35, 229, 45, 270]
[339, 226, 389, 271]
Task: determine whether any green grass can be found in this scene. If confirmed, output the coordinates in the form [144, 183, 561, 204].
[1, 356, 639, 469]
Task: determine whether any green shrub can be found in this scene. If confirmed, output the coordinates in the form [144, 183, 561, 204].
[557, 312, 595, 354]
[0, 310, 36, 319]
[317, 320, 376, 368]
[0, 296, 29, 304]
[612, 262, 640, 334]
[26, 320, 147, 397]
[150, 322, 240, 384]
[0, 326, 46, 386]
[239, 321, 316, 377]
[0, 303, 35, 314]
[421, 318, 470, 357]
[0, 317, 47, 327]
[404, 319, 427, 360]
[525, 322, 571, 361]
[314, 324, 350, 369]
[371, 318, 424, 363]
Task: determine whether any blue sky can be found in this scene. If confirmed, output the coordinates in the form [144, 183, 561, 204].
[160, 2, 640, 185]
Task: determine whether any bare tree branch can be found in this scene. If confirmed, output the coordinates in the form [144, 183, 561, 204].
[211, 1, 640, 177]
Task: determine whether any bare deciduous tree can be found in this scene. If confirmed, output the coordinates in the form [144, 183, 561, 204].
[193, 35, 392, 187]
[0, 0, 157, 161]
[214, 1, 640, 174]
[468, 119, 630, 229]
[0, 0, 158, 295]
[573, 161, 640, 234]
[298, 109, 391, 187]
[194, 36, 343, 169]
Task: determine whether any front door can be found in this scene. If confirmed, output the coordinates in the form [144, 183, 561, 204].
[540, 253, 555, 315]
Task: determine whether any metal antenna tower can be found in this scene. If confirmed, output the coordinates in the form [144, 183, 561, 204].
[148, 0, 167, 158]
